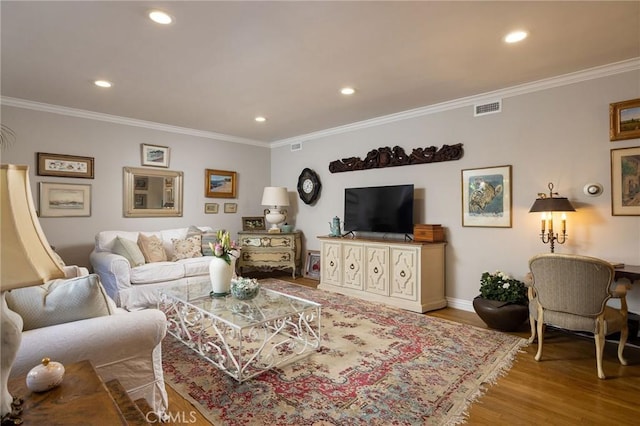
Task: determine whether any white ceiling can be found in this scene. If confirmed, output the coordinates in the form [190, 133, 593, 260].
[2, 1, 639, 145]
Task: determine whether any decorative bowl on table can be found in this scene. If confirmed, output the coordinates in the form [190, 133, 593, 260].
[230, 277, 260, 300]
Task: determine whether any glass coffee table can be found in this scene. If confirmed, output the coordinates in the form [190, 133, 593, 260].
[158, 281, 321, 382]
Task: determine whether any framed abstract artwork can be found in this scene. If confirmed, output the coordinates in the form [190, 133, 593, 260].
[611, 146, 640, 215]
[461, 165, 512, 227]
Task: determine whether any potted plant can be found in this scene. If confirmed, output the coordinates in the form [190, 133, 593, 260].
[472, 270, 529, 332]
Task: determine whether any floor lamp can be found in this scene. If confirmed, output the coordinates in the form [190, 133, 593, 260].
[1, 165, 65, 424]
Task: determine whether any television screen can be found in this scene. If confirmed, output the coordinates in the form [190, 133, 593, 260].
[344, 184, 414, 234]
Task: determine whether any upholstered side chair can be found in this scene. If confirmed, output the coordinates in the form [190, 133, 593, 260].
[528, 253, 628, 379]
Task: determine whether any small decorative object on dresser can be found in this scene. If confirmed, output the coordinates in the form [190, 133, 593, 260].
[26, 358, 65, 392]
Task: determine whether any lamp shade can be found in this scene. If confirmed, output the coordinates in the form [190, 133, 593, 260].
[529, 197, 576, 213]
[1, 164, 64, 290]
[261, 187, 290, 207]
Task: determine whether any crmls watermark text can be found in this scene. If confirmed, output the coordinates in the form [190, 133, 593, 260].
[146, 411, 198, 424]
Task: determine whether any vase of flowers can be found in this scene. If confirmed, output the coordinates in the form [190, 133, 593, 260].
[208, 230, 239, 297]
[472, 270, 528, 332]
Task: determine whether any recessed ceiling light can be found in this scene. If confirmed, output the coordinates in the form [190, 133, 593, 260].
[255, 116, 267, 123]
[504, 30, 528, 44]
[340, 87, 355, 95]
[94, 80, 112, 88]
[149, 10, 173, 25]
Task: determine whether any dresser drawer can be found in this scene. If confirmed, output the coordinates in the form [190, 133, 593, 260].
[239, 235, 294, 248]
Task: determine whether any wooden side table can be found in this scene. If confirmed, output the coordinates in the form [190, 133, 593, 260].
[8, 360, 148, 425]
[237, 230, 302, 278]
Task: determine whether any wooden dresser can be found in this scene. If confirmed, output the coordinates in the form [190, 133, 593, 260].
[237, 231, 302, 278]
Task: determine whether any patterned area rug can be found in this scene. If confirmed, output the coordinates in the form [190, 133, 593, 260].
[162, 279, 527, 425]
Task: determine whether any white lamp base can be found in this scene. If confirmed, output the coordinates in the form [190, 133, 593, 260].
[264, 209, 286, 233]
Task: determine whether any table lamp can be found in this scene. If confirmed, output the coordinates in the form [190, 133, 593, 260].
[1, 165, 65, 423]
[261, 187, 290, 233]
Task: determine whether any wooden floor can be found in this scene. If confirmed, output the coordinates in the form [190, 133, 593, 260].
[162, 274, 640, 425]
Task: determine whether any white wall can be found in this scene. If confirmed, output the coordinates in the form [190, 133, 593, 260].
[269, 70, 640, 312]
[0, 106, 271, 267]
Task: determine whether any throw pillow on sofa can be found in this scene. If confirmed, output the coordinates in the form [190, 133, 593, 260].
[112, 236, 146, 267]
[171, 235, 203, 261]
[138, 233, 168, 263]
[5, 274, 116, 331]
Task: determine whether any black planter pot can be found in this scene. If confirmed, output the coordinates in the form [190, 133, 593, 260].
[472, 296, 529, 332]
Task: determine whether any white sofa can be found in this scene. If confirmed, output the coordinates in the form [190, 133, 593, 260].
[7, 268, 168, 417]
[90, 226, 217, 309]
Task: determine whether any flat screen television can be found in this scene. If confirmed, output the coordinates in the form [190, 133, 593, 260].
[344, 184, 414, 234]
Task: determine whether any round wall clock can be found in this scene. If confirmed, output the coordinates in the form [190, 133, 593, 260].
[297, 168, 321, 205]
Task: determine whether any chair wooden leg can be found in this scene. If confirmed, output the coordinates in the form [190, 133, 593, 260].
[534, 307, 544, 361]
[528, 315, 536, 344]
[618, 324, 628, 366]
[595, 318, 606, 379]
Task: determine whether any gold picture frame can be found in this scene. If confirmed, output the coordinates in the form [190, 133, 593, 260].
[611, 146, 640, 216]
[205, 169, 237, 198]
[37, 152, 94, 179]
[610, 98, 640, 141]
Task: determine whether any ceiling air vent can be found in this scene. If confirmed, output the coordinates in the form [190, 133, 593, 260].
[290, 142, 302, 152]
[474, 100, 502, 117]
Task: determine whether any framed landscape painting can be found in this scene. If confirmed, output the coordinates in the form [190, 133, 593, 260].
[39, 182, 91, 217]
[461, 165, 512, 227]
[610, 98, 640, 141]
[611, 146, 640, 216]
[205, 169, 237, 198]
[141, 144, 170, 167]
[37, 152, 94, 179]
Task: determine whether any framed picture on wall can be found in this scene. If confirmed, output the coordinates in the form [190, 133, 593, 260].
[205, 169, 237, 198]
[224, 202, 238, 213]
[610, 98, 640, 141]
[461, 165, 512, 227]
[611, 146, 640, 216]
[205, 203, 219, 214]
[39, 182, 91, 217]
[304, 250, 321, 280]
[141, 144, 170, 167]
[37, 152, 94, 179]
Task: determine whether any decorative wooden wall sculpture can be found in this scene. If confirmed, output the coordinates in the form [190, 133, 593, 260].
[328, 143, 463, 173]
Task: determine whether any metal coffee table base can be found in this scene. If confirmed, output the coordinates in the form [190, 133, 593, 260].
[160, 296, 322, 382]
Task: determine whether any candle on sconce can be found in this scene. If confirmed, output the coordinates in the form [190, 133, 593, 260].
[561, 213, 566, 233]
[541, 212, 546, 233]
[548, 213, 553, 233]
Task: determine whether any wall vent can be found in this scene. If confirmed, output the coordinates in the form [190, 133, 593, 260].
[290, 142, 302, 151]
[474, 100, 502, 117]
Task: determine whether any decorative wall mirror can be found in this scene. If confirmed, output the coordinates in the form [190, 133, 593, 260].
[123, 167, 183, 217]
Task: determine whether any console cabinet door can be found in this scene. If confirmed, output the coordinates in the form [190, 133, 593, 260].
[342, 243, 363, 290]
[389, 246, 419, 301]
[364, 245, 389, 296]
[322, 241, 342, 286]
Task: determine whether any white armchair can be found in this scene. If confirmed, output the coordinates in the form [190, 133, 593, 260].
[6, 268, 169, 416]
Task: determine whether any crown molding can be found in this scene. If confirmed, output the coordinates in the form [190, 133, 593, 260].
[272, 57, 640, 148]
[0, 96, 269, 148]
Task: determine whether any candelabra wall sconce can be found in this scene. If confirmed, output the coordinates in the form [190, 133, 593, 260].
[529, 183, 576, 253]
